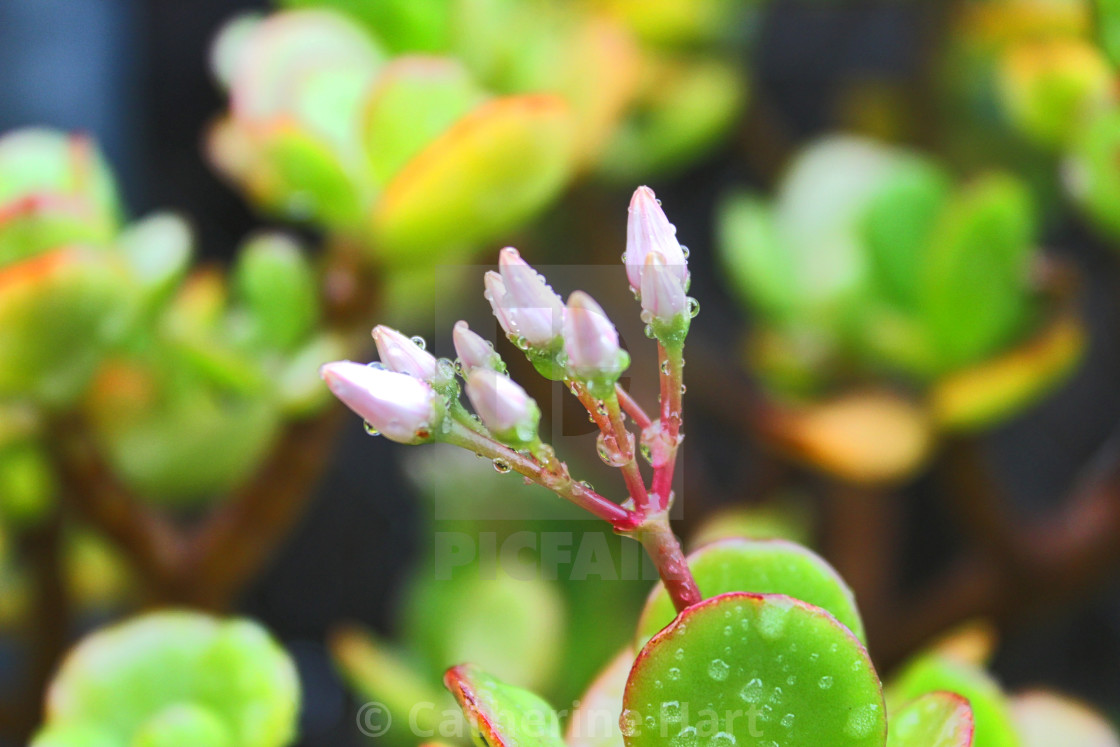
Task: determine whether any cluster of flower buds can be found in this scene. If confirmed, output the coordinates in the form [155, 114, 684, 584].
[321, 186, 694, 525]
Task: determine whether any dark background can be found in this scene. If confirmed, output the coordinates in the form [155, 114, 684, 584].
[2, 1, 1118, 744]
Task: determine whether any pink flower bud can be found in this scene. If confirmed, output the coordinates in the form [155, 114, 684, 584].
[563, 291, 627, 380]
[372, 325, 438, 380]
[494, 247, 564, 347]
[465, 368, 540, 444]
[625, 186, 688, 295]
[484, 271, 516, 338]
[641, 251, 689, 324]
[453, 321, 503, 373]
[320, 361, 438, 443]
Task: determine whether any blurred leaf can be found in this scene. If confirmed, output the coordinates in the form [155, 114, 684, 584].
[372, 95, 575, 264]
[887, 653, 1019, 747]
[279, 0, 451, 53]
[687, 498, 815, 549]
[931, 307, 1084, 429]
[0, 440, 56, 528]
[566, 646, 632, 747]
[718, 192, 797, 318]
[1098, 0, 1120, 66]
[1066, 107, 1120, 239]
[921, 173, 1035, 372]
[276, 332, 347, 417]
[1011, 690, 1120, 747]
[116, 212, 193, 308]
[635, 538, 865, 650]
[403, 565, 566, 692]
[444, 664, 566, 747]
[887, 692, 975, 747]
[861, 157, 953, 310]
[0, 248, 132, 405]
[363, 57, 486, 185]
[624, 592, 885, 747]
[34, 612, 299, 747]
[233, 232, 318, 352]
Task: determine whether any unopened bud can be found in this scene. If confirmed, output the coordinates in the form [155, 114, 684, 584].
[465, 368, 540, 446]
[372, 325, 438, 380]
[563, 291, 628, 383]
[453, 321, 504, 374]
[491, 247, 564, 348]
[320, 361, 438, 443]
[641, 251, 689, 324]
[625, 186, 688, 296]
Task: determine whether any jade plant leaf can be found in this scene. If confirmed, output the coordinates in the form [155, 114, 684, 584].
[0, 248, 132, 405]
[116, 212, 193, 309]
[635, 539, 866, 650]
[623, 592, 886, 747]
[1066, 108, 1120, 240]
[717, 192, 797, 319]
[887, 692, 975, 747]
[566, 646, 634, 747]
[232, 232, 318, 352]
[363, 57, 486, 185]
[1010, 690, 1120, 747]
[887, 653, 1019, 747]
[372, 94, 575, 264]
[444, 664, 566, 747]
[33, 611, 299, 747]
[920, 173, 1034, 372]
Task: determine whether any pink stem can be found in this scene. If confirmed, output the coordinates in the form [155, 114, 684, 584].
[616, 383, 653, 430]
[652, 343, 684, 510]
[444, 420, 639, 530]
[637, 516, 701, 613]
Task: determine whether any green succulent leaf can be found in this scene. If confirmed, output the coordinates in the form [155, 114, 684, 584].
[0, 440, 56, 527]
[33, 611, 299, 747]
[566, 646, 633, 747]
[444, 664, 566, 747]
[887, 692, 975, 747]
[278, 0, 451, 53]
[233, 232, 318, 352]
[887, 653, 1019, 747]
[363, 58, 486, 185]
[623, 592, 885, 747]
[1067, 108, 1120, 240]
[861, 158, 952, 311]
[920, 173, 1034, 372]
[635, 538, 865, 650]
[371, 95, 575, 265]
[116, 212, 193, 308]
[0, 248, 133, 405]
[717, 192, 797, 320]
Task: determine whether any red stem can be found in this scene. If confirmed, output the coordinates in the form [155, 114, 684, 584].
[636, 516, 702, 612]
[616, 383, 653, 430]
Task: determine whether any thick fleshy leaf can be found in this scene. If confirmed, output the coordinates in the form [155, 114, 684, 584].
[0, 128, 121, 263]
[861, 157, 952, 310]
[1066, 108, 1120, 240]
[363, 57, 485, 185]
[278, 0, 451, 53]
[760, 390, 933, 484]
[330, 626, 454, 742]
[887, 692, 975, 747]
[718, 192, 797, 319]
[636, 538, 865, 650]
[0, 248, 132, 405]
[443, 664, 566, 747]
[920, 173, 1034, 372]
[600, 55, 744, 179]
[1011, 690, 1119, 747]
[623, 592, 886, 747]
[372, 94, 575, 264]
[930, 306, 1084, 430]
[232, 232, 318, 352]
[403, 567, 565, 691]
[276, 332, 348, 417]
[887, 654, 1019, 747]
[116, 212, 193, 307]
[688, 500, 815, 550]
[35, 611, 298, 747]
[0, 440, 56, 527]
[566, 647, 633, 747]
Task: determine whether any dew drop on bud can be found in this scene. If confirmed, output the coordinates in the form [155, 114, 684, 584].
[661, 360, 670, 375]
[363, 421, 381, 437]
[493, 458, 511, 473]
[687, 298, 700, 317]
[410, 336, 427, 350]
[644, 324, 655, 338]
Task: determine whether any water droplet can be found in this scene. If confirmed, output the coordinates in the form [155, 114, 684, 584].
[661, 701, 682, 723]
[707, 658, 729, 681]
[667, 667, 682, 681]
[674, 647, 686, 661]
[843, 705, 878, 739]
[809, 653, 819, 663]
[757, 600, 792, 640]
[769, 686, 783, 705]
[619, 709, 640, 737]
[672, 726, 698, 747]
[687, 297, 700, 318]
[680, 384, 687, 394]
[493, 459, 511, 473]
[644, 324, 655, 338]
[818, 676, 833, 690]
[410, 335, 427, 350]
[739, 678, 764, 703]
[710, 732, 736, 747]
[786, 675, 797, 686]
[780, 713, 795, 729]
[363, 421, 380, 436]
[680, 245, 690, 259]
